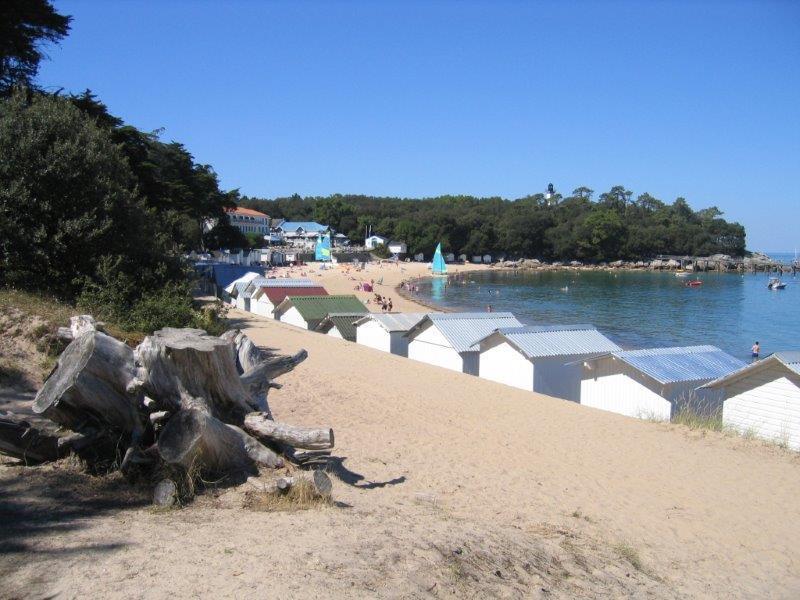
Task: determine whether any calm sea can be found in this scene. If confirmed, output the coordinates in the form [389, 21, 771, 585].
[417, 252, 799, 361]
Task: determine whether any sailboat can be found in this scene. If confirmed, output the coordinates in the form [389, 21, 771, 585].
[314, 232, 331, 262]
[431, 243, 447, 277]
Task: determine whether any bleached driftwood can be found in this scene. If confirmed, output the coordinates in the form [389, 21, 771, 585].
[56, 314, 103, 341]
[32, 331, 143, 438]
[247, 470, 332, 497]
[2, 320, 332, 504]
[243, 412, 334, 450]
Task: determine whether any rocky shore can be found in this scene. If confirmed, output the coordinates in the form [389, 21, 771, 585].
[492, 251, 796, 274]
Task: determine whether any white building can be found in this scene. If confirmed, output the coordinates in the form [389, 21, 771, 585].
[247, 279, 325, 317]
[365, 235, 388, 250]
[700, 351, 800, 450]
[314, 313, 365, 342]
[224, 206, 269, 235]
[223, 272, 262, 306]
[275, 222, 329, 248]
[474, 325, 621, 400]
[405, 313, 522, 375]
[387, 241, 407, 255]
[578, 346, 745, 421]
[353, 313, 429, 357]
[273, 295, 368, 330]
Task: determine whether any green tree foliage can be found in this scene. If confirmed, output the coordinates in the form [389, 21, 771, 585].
[0, 90, 232, 333]
[0, 91, 182, 298]
[0, 0, 71, 94]
[241, 190, 745, 261]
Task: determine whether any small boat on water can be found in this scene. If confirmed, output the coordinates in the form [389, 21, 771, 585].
[675, 271, 690, 277]
[685, 280, 703, 287]
[768, 277, 786, 290]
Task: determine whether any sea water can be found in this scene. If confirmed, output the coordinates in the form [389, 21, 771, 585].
[417, 256, 799, 361]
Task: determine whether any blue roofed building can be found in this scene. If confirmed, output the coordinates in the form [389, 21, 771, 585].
[701, 351, 800, 450]
[577, 345, 746, 421]
[472, 324, 621, 400]
[273, 221, 329, 248]
[404, 312, 522, 376]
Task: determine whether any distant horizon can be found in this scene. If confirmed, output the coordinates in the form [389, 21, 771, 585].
[39, 0, 800, 250]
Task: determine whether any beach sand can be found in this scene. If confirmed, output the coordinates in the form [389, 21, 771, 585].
[2, 262, 800, 598]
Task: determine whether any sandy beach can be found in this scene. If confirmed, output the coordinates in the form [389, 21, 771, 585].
[3, 261, 800, 599]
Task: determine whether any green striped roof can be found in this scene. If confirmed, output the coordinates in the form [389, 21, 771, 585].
[284, 295, 368, 328]
[315, 313, 365, 342]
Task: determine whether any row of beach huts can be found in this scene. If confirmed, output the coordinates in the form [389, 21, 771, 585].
[198, 263, 800, 451]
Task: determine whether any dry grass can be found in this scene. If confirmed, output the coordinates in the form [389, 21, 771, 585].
[671, 408, 724, 432]
[242, 478, 333, 512]
[613, 542, 644, 572]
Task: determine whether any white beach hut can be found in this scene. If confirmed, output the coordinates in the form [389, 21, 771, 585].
[578, 346, 745, 421]
[353, 313, 429, 357]
[405, 313, 522, 375]
[248, 279, 326, 317]
[223, 271, 261, 306]
[473, 325, 621, 400]
[365, 235, 388, 250]
[700, 352, 800, 450]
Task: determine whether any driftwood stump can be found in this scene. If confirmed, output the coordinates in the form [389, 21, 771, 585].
[2, 321, 331, 503]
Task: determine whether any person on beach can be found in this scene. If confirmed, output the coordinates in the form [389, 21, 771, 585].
[387, 298, 393, 311]
[751, 341, 760, 361]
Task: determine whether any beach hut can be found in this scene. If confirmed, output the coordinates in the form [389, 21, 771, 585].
[314, 313, 365, 342]
[471, 256, 482, 264]
[249, 280, 327, 317]
[405, 313, 522, 375]
[388, 241, 407, 255]
[458, 254, 467, 263]
[365, 235, 388, 250]
[225, 272, 263, 307]
[482, 254, 492, 264]
[578, 346, 745, 421]
[273, 295, 368, 330]
[414, 253, 425, 262]
[353, 313, 429, 356]
[699, 352, 800, 450]
[473, 325, 621, 400]
[445, 253, 455, 263]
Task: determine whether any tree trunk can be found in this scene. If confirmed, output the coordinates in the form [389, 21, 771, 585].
[243, 412, 334, 450]
[156, 409, 283, 475]
[134, 328, 256, 423]
[247, 470, 332, 497]
[32, 331, 143, 438]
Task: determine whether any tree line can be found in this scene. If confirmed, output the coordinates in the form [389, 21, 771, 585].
[240, 189, 746, 261]
[0, 1, 242, 332]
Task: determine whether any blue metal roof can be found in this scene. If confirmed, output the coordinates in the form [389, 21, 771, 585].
[411, 312, 522, 353]
[194, 264, 267, 289]
[474, 324, 621, 358]
[607, 345, 745, 385]
[278, 221, 328, 233]
[353, 312, 431, 332]
[701, 350, 800, 388]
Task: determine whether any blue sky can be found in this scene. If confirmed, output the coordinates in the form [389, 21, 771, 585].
[39, 0, 799, 251]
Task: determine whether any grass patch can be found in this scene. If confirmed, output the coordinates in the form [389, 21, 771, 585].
[243, 478, 333, 512]
[672, 408, 724, 432]
[613, 542, 643, 572]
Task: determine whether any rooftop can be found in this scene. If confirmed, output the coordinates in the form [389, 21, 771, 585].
[315, 313, 367, 342]
[474, 324, 621, 358]
[278, 221, 328, 233]
[409, 312, 523, 353]
[276, 295, 368, 325]
[591, 345, 746, 385]
[700, 350, 800, 389]
[225, 206, 268, 218]
[354, 312, 430, 332]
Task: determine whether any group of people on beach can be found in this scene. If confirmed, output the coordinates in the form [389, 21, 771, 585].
[371, 293, 393, 312]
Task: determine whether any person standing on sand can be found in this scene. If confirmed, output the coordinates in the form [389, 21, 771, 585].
[751, 341, 760, 361]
